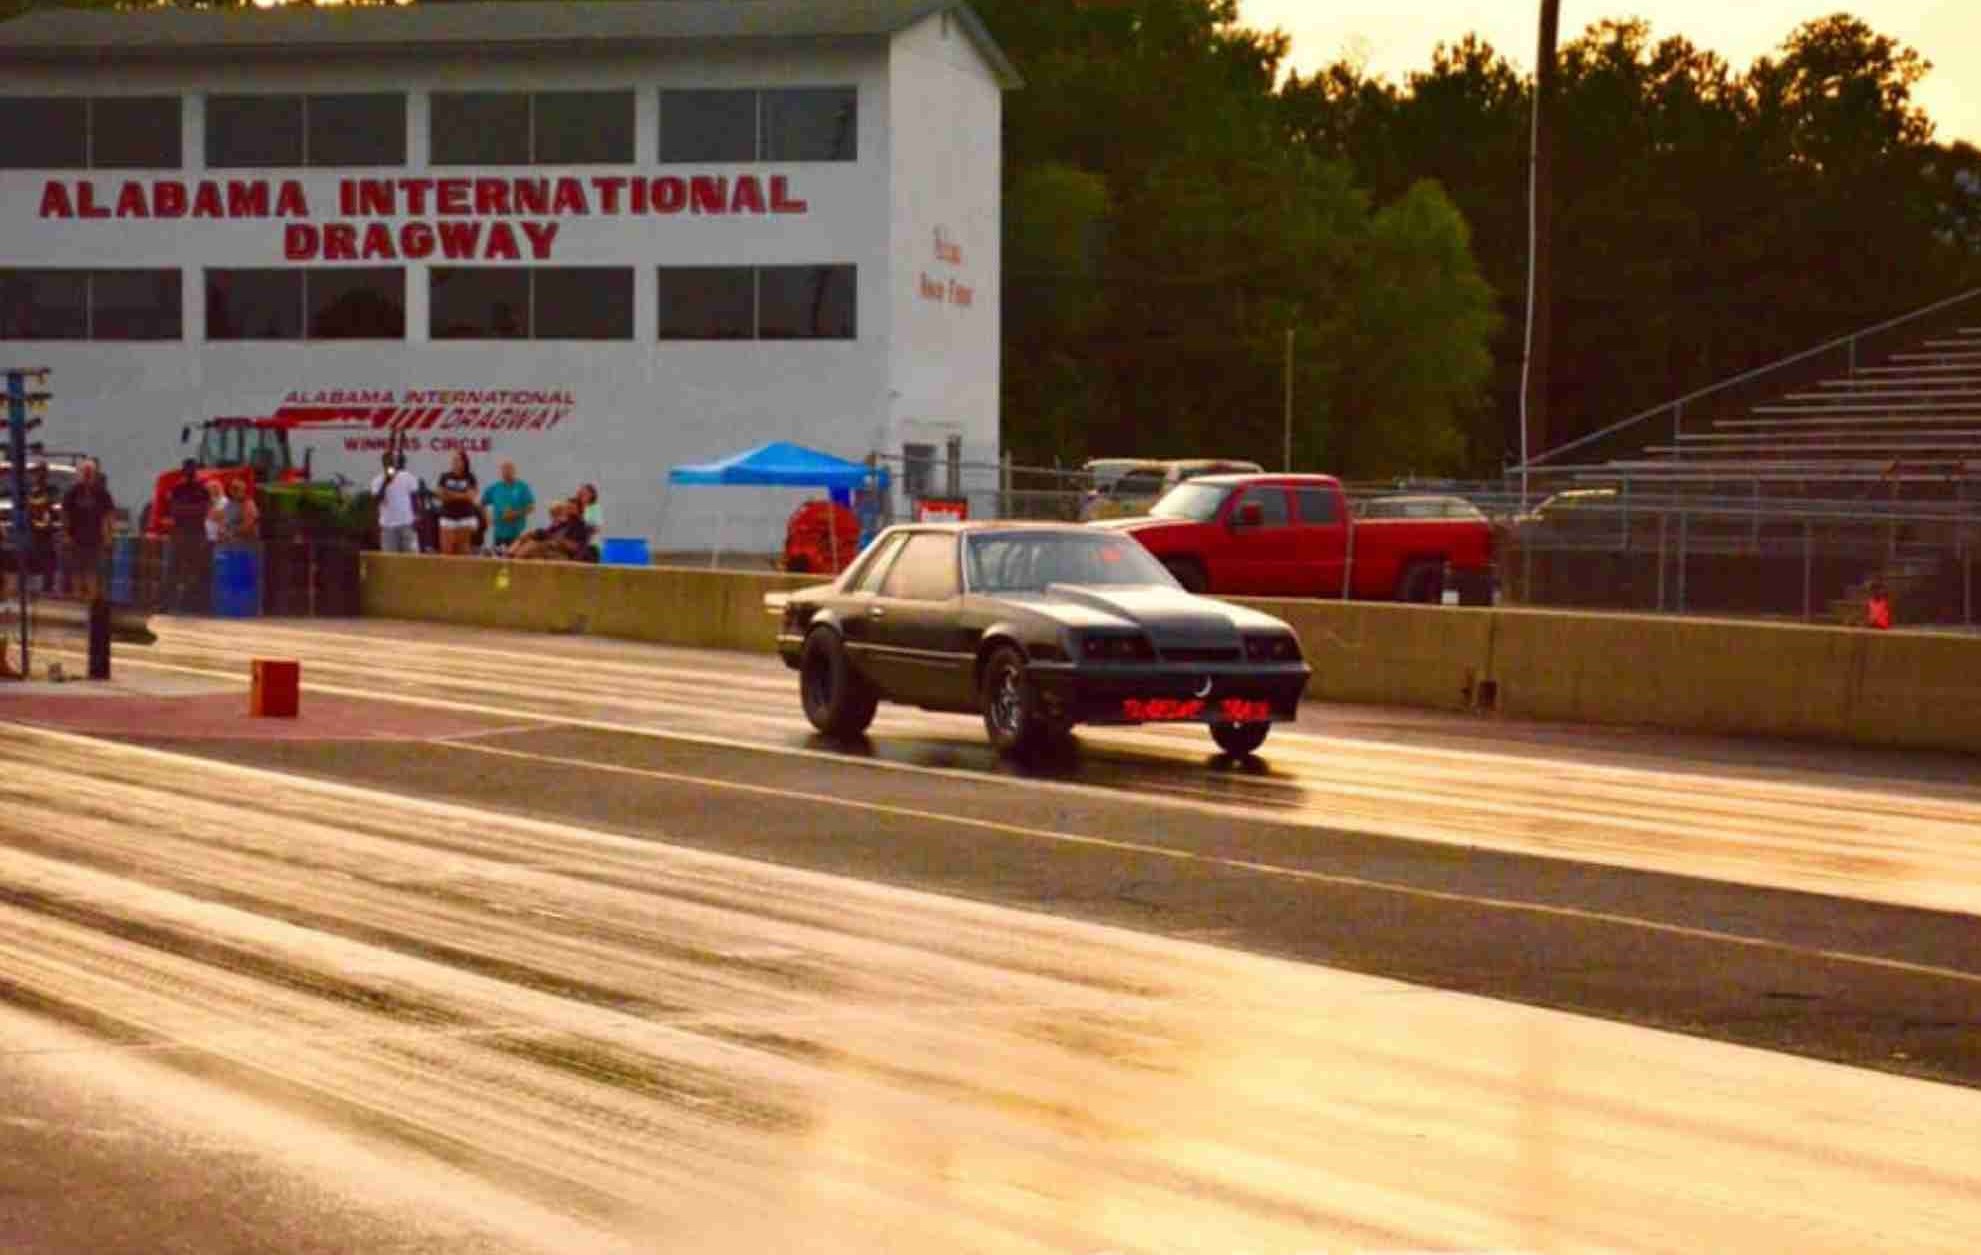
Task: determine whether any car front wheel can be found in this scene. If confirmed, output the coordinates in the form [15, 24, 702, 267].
[1211, 721, 1270, 757]
[980, 645, 1063, 757]
[800, 627, 878, 739]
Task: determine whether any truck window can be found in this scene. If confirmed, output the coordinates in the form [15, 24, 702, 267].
[1295, 487, 1339, 524]
[1233, 486, 1289, 528]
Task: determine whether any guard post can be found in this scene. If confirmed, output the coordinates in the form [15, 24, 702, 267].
[5, 366, 51, 679]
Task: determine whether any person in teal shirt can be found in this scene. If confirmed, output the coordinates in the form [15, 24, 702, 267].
[481, 461, 536, 552]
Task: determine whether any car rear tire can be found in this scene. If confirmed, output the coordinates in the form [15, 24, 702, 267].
[799, 627, 878, 739]
[1211, 721, 1270, 757]
[1163, 557, 1209, 594]
[980, 645, 1059, 757]
[1397, 559, 1444, 604]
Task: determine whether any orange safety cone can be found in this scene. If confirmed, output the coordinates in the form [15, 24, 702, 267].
[250, 658, 300, 717]
[1866, 582, 1892, 631]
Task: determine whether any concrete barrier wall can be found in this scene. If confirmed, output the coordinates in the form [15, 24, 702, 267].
[358, 554, 816, 654]
[359, 556, 1980, 754]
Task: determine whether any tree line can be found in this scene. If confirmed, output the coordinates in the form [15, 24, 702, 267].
[978, 0, 1981, 477]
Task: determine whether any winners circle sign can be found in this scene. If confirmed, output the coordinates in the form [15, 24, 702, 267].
[36, 172, 810, 262]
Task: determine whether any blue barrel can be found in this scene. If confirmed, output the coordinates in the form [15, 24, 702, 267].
[211, 544, 262, 617]
[108, 536, 140, 606]
[599, 536, 650, 566]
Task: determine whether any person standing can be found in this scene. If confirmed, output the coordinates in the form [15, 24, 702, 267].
[164, 459, 214, 612]
[481, 460, 534, 554]
[25, 462, 56, 594]
[213, 478, 259, 543]
[370, 451, 419, 554]
[59, 458, 115, 604]
[434, 451, 481, 556]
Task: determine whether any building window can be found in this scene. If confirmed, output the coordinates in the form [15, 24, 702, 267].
[206, 268, 404, 340]
[0, 269, 181, 341]
[1, 96, 182, 169]
[901, 443, 936, 499]
[761, 88, 857, 162]
[207, 94, 406, 168]
[305, 94, 406, 167]
[758, 265, 856, 340]
[534, 91, 635, 165]
[656, 266, 857, 341]
[657, 87, 856, 164]
[658, 90, 757, 164]
[431, 91, 634, 166]
[656, 266, 754, 340]
[431, 268, 633, 340]
[307, 268, 406, 339]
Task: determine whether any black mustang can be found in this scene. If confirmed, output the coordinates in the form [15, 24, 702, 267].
[771, 522, 1312, 756]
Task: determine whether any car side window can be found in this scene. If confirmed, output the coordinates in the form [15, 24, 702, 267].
[1295, 488, 1339, 524]
[848, 533, 906, 594]
[878, 532, 959, 600]
[1234, 487, 1290, 528]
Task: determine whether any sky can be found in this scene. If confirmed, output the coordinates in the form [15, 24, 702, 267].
[1237, 1, 1979, 147]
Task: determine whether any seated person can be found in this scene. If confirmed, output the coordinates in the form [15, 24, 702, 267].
[503, 497, 592, 561]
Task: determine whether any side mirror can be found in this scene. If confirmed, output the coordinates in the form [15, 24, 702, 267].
[1234, 501, 1265, 529]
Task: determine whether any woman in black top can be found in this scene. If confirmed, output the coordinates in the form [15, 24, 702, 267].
[434, 451, 481, 556]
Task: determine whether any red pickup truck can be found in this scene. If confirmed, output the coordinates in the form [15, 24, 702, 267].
[1092, 473, 1495, 603]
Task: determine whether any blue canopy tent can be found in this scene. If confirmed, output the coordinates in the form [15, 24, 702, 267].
[663, 441, 890, 568]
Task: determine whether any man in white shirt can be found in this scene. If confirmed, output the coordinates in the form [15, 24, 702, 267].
[370, 452, 420, 553]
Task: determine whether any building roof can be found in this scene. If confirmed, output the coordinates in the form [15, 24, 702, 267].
[0, 0, 1021, 87]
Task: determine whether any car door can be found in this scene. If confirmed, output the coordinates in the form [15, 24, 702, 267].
[1291, 485, 1349, 597]
[870, 530, 969, 705]
[836, 531, 907, 686]
[1222, 484, 1297, 593]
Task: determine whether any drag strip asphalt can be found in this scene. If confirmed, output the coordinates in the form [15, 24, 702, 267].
[97, 719, 1981, 1089]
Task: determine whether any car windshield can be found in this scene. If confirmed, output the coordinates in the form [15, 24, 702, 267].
[966, 532, 1177, 593]
[1148, 481, 1229, 521]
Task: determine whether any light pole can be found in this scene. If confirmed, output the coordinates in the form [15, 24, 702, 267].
[1283, 326, 1295, 472]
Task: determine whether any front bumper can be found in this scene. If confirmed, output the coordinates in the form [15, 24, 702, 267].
[1026, 661, 1310, 726]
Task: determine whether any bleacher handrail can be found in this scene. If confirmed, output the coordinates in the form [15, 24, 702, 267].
[1520, 287, 1981, 470]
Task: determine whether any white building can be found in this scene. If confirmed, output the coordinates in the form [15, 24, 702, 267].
[0, 0, 1014, 548]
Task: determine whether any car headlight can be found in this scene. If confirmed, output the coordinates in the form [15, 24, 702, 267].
[1079, 632, 1157, 662]
[1243, 632, 1302, 662]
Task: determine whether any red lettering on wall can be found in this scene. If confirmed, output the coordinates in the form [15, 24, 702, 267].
[770, 175, 807, 214]
[284, 223, 319, 261]
[76, 182, 111, 219]
[400, 221, 436, 260]
[437, 178, 471, 215]
[690, 176, 727, 215]
[115, 183, 150, 218]
[730, 174, 766, 214]
[436, 221, 482, 259]
[519, 221, 559, 260]
[399, 178, 432, 215]
[360, 222, 396, 260]
[153, 180, 186, 219]
[276, 180, 308, 217]
[357, 179, 394, 216]
[38, 181, 73, 219]
[474, 178, 511, 216]
[227, 180, 270, 218]
[590, 176, 626, 214]
[650, 177, 686, 214]
[192, 183, 225, 218]
[513, 179, 549, 215]
[323, 223, 359, 261]
[483, 221, 521, 261]
[551, 178, 588, 215]
[630, 178, 650, 214]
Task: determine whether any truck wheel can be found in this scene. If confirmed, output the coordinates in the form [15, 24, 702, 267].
[1397, 560, 1444, 604]
[1163, 557, 1209, 594]
[799, 627, 878, 739]
[1211, 722, 1270, 757]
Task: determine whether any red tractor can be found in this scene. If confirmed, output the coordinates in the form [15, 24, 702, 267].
[142, 417, 315, 536]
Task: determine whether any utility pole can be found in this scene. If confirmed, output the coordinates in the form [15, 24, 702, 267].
[1519, 0, 1560, 510]
[1283, 327, 1295, 472]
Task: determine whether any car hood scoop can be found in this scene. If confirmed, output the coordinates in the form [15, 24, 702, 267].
[1041, 584, 1240, 645]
